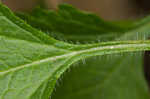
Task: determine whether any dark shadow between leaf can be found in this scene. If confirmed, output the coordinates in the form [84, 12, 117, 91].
[144, 51, 150, 89]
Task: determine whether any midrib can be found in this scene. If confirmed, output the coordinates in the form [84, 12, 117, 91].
[0, 41, 150, 75]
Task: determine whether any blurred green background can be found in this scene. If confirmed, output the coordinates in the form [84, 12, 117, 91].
[3, 0, 150, 20]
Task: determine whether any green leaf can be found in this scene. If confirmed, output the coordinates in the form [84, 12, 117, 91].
[14, 5, 132, 42]
[51, 20, 150, 99]
[52, 53, 148, 99]
[16, 4, 150, 43]
[0, 3, 150, 99]
[16, 4, 150, 99]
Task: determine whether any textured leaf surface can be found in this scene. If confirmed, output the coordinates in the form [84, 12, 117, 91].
[16, 4, 150, 99]
[0, 3, 150, 99]
[51, 24, 150, 99]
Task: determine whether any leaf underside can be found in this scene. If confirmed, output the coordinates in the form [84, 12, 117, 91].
[0, 3, 150, 99]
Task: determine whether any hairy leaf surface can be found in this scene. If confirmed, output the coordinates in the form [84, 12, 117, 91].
[0, 3, 150, 99]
